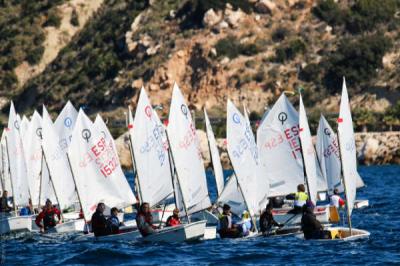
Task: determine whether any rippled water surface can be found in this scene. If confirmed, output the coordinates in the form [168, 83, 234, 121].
[2, 165, 399, 265]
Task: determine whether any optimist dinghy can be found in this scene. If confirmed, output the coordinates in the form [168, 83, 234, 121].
[141, 220, 206, 243]
[67, 109, 138, 241]
[299, 79, 370, 242]
[128, 86, 208, 243]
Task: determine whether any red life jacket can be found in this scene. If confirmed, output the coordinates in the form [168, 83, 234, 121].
[166, 216, 181, 227]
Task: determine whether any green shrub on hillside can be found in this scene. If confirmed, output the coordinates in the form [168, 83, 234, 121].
[70, 9, 79, 27]
[323, 34, 392, 92]
[313, 0, 399, 34]
[0, 0, 66, 91]
[273, 38, 306, 63]
[43, 10, 62, 28]
[312, 0, 345, 26]
[215, 36, 263, 59]
[346, 0, 398, 33]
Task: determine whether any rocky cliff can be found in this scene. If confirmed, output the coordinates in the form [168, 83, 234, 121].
[1, 0, 400, 132]
[116, 130, 400, 170]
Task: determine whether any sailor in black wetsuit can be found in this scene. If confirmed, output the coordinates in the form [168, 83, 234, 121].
[91, 202, 110, 237]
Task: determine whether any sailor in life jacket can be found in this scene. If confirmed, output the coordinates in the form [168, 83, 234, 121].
[218, 204, 242, 238]
[35, 199, 61, 233]
[136, 202, 157, 237]
[166, 208, 181, 227]
[330, 188, 345, 209]
[286, 184, 309, 214]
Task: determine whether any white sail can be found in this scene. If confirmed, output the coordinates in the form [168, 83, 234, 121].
[316, 115, 342, 193]
[130, 88, 173, 207]
[243, 104, 269, 209]
[216, 175, 246, 216]
[5, 102, 30, 206]
[68, 109, 136, 220]
[226, 100, 260, 215]
[20, 116, 30, 144]
[204, 108, 224, 197]
[298, 95, 318, 204]
[42, 106, 77, 209]
[54, 101, 78, 153]
[167, 83, 211, 215]
[24, 111, 46, 206]
[0, 131, 12, 194]
[337, 78, 357, 216]
[257, 94, 304, 197]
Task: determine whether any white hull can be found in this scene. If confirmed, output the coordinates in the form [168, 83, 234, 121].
[272, 206, 331, 226]
[203, 226, 217, 240]
[74, 225, 140, 242]
[354, 199, 369, 209]
[0, 214, 33, 234]
[142, 220, 206, 243]
[296, 226, 370, 241]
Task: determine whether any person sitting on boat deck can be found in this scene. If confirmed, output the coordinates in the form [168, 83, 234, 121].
[91, 202, 111, 237]
[136, 202, 157, 237]
[260, 203, 283, 235]
[238, 211, 252, 236]
[330, 188, 345, 209]
[19, 198, 33, 216]
[107, 207, 124, 234]
[0, 190, 12, 213]
[35, 199, 62, 233]
[286, 184, 308, 214]
[301, 201, 328, 240]
[218, 204, 242, 238]
[166, 208, 181, 227]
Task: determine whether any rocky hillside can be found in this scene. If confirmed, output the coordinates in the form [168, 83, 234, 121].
[1, 0, 400, 135]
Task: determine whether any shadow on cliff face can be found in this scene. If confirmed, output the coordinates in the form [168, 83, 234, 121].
[176, 0, 254, 30]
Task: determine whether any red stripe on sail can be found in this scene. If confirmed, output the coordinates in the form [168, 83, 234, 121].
[337, 117, 343, 123]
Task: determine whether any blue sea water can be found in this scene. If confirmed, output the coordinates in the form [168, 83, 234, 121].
[1, 165, 400, 265]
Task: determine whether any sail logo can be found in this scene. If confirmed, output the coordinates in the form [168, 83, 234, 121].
[81, 129, 91, 143]
[278, 112, 287, 125]
[14, 120, 20, 130]
[36, 127, 42, 139]
[64, 117, 73, 129]
[181, 104, 188, 118]
[145, 106, 152, 118]
[345, 139, 355, 152]
[233, 113, 241, 124]
[324, 128, 331, 137]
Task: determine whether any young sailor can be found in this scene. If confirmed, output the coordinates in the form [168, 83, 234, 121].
[19, 199, 33, 216]
[107, 207, 124, 234]
[166, 208, 181, 227]
[136, 202, 157, 237]
[301, 201, 327, 240]
[35, 199, 61, 233]
[260, 203, 282, 235]
[91, 202, 110, 237]
[0, 190, 12, 213]
[218, 204, 242, 238]
[330, 188, 345, 209]
[238, 211, 252, 236]
[286, 184, 308, 214]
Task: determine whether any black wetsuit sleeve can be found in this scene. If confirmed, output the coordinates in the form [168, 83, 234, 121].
[286, 193, 295, 200]
[219, 216, 229, 231]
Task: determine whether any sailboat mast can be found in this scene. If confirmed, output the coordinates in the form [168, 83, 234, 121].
[41, 148, 64, 221]
[336, 129, 352, 235]
[298, 139, 312, 201]
[4, 136, 17, 213]
[226, 152, 258, 233]
[66, 153, 87, 224]
[204, 110, 219, 198]
[127, 107, 143, 204]
[165, 130, 191, 223]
